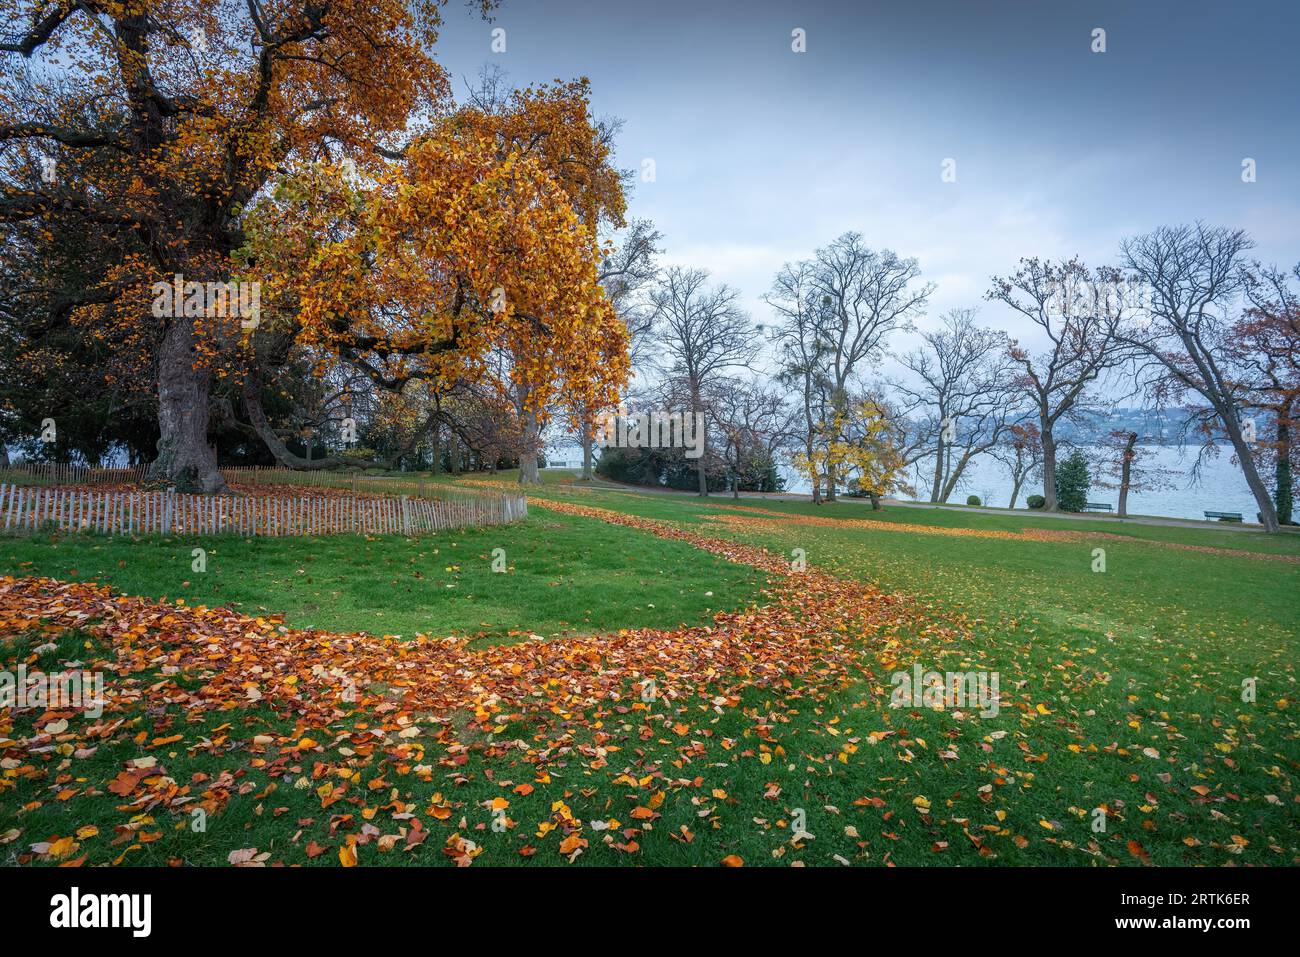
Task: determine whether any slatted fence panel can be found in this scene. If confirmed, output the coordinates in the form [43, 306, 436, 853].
[0, 483, 525, 538]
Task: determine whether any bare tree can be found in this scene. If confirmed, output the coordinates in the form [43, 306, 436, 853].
[1118, 224, 1280, 531]
[894, 308, 1020, 502]
[1092, 428, 1173, 518]
[990, 422, 1043, 508]
[650, 267, 759, 495]
[808, 233, 933, 500]
[713, 379, 797, 498]
[986, 258, 1134, 511]
[601, 219, 663, 369]
[562, 219, 662, 481]
[764, 260, 834, 502]
[1234, 262, 1300, 525]
[766, 234, 931, 502]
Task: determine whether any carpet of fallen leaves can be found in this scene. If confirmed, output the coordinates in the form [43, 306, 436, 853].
[459, 478, 1297, 563]
[0, 499, 940, 866]
[2, 496, 1294, 867]
[698, 507, 1300, 563]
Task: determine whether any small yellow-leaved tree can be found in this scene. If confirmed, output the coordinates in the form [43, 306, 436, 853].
[793, 399, 908, 507]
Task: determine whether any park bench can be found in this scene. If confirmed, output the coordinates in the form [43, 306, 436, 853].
[1083, 502, 1112, 512]
[1204, 510, 1243, 522]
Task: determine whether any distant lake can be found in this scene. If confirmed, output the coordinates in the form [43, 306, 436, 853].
[779, 445, 1268, 521]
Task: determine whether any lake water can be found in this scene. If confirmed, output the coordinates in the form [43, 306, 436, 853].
[779, 445, 1268, 521]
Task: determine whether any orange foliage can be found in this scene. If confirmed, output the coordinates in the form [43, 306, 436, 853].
[249, 107, 629, 432]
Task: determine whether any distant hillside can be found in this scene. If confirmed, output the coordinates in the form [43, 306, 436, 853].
[1052, 407, 1266, 444]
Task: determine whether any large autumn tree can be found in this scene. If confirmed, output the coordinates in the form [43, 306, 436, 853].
[1, 0, 480, 491]
[454, 78, 629, 483]
[244, 115, 628, 484]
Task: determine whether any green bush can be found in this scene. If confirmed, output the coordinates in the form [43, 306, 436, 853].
[596, 445, 723, 492]
[966, 495, 981, 506]
[1054, 450, 1091, 512]
[1027, 494, 1046, 509]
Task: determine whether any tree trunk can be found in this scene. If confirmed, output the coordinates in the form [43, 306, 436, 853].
[581, 429, 594, 481]
[1008, 477, 1022, 509]
[929, 437, 945, 503]
[1276, 408, 1293, 525]
[149, 318, 227, 493]
[518, 407, 542, 485]
[693, 392, 708, 497]
[1117, 431, 1136, 517]
[940, 449, 975, 503]
[449, 434, 461, 474]
[430, 424, 440, 475]
[242, 370, 392, 470]
[1040, 425, 1059, 511]
[826, 462, 837, 502]
[1221, 409, 1279, 531]
[868, 491, 881, 510]
[802, 380, 819, 504]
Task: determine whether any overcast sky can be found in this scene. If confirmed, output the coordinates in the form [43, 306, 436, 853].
[432, 0, 1300, 369]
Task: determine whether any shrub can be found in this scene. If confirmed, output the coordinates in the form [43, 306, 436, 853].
[1026, 494, 1046, 509]
[1054, 450, 1091, 512]
[966, 495, 981, 506]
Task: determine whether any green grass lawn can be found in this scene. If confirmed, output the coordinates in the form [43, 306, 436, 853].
[2, 477, 1296, 867]
[0, 510, 767, 643]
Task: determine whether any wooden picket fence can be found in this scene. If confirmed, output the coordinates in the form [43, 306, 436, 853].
[0, 483, 527, 538]
[0, 463, 148, 486]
